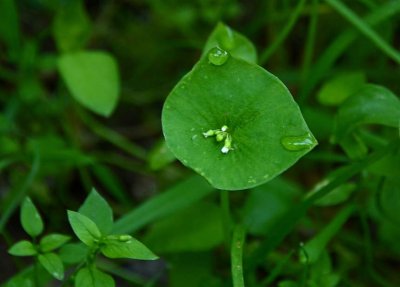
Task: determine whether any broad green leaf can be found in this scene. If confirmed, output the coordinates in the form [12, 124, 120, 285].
[202, 22, 257, 63]
[79, 188, 113, 235]
[20, 197, 44, 238]
[333, 84, 400, 142]
[38, 253, 64, 280]
[317, 72, 366, 106]
[113, 175, 214, 234]
[59, 243, 87, 264]
[162, 56, 316, 190]
[143, 202, 223, 253]
[67, 211, 101, 246]
[39, 234, 71, 253]
[58, 51, 120, 117]
[148, 140, 176, 170]
[300, 205, 354, 264]
[75, 267, 115, 287]
[101, 235, 158, 260]
[52, 0, 91, 52]
[8, 240, 37, 256]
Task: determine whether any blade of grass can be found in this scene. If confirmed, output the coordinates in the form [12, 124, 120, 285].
[0, 153, 40, 233]
[113, 175, 215, 234]
[231, 225, 246, 287]
[301, 0, 319, 81]
[79, 109, 147, 160]
[259, 0, 307, 65]
[299, 1, 400, 103]
[325, 0, 400, 64]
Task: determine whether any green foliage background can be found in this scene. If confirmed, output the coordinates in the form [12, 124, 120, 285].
[1, 0, 400, 286]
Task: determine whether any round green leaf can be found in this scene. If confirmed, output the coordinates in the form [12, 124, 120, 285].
[162, 56, 316, 190]
[21, 197, 44, 238]
[58, 51, 120, 117]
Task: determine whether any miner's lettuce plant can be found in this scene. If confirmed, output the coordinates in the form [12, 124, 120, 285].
[162, 23, 317, 190]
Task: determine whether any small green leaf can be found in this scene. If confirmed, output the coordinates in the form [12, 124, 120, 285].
[202, 22, 257, 63]
[67, 211, 101, 246]
[75, 267, 115, 287]
[39, 234, 71, 253]
[333, 84, 400, 142]
[8, 240, 37, 256]
[314, 183, 356, 206]
[79, 188, 113, 235]
[59, 243, 87, 264]
[300, 205, 354, 264]
[58, 51, 120, 117]
[20, 197, 44, 238]
[148, 140, 176, 170]
[317, 72, 366, 106]
[38, 253, 64, 280]
[101, 236, 158, 260]
[162, 56, 316, 190]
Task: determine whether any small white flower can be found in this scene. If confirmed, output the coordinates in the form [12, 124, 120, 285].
[221, 146, 230, 154]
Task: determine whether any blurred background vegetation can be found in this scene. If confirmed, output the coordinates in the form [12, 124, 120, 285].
[1, 0, 400, 286]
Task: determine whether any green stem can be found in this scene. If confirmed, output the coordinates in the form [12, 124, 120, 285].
[220, 190, 232, 248]
[231, 225, 246, 287]
[325, 0, 400, 64]
[0, 153, 40, 233]
[301, 0, 319, 81]
[79, 109, 147, 160]
[259, 0, 307, 65]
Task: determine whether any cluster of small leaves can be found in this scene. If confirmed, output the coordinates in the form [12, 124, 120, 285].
[8, 190, 158, 287]
[8, 197, 70, 281]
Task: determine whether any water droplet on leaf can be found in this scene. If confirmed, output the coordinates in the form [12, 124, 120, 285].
[281, 133, 317, 151]
[208, 47, 229, 66]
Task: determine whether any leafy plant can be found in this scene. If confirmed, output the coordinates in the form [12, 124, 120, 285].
[1, 0, 400, 286]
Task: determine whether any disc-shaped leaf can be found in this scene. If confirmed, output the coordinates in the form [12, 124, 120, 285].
[162, 56, 316, 190]
[58, 51, 119, 117]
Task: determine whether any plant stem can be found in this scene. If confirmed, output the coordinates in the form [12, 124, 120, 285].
[78, 109, 147, 160]
[301, 0, 319, 81]
[220, 190, 232, 248]
[259, 0, 307, 65]
[231, 225, 246, 287]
